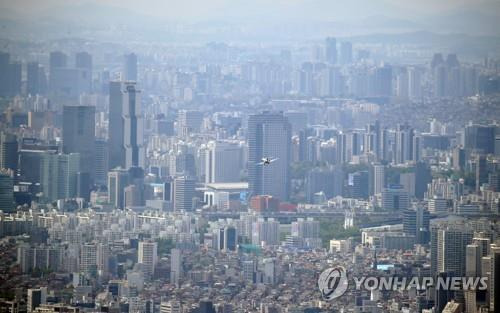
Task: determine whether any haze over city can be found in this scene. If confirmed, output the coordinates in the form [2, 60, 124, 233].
[0, 1, 499, 313]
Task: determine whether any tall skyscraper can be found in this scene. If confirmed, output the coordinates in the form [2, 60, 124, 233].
[408, 67, 422, 99]
[27, 62, 47, 95]
[437, 225, 473, 277]
[325, 37, 337, 65]
[205, 141, 242, 183]
[0, 52, 9, 97]
[248, 112, 291, 201]
[138, 241, 157, 279]
[223, 226, 237, 251]
[124, 53, 138, 81]
[395, 124, 414, 164]
[123, 83, 144, 169]
[49, 51, 67, 71]
[75, 51, 92, 93]
[75, 51, 92, 70]
[170, 248, 182, 286]
[339, 41, 353, 65]
[0, 132, 18, 173]
[94, 139, 108, 186]
[107, 168, 129, 209]
[62, 105, 95, 189]
[374, 65, 393, 97]
[40, 153, 80, 201]
[490, 245, 500, 312]
[464, 123, 496, 155]
[371, 164, 385, 196]
[0, 171, 14, 212]
[0, 52, 20, 97]
[108, 81, 125, 170]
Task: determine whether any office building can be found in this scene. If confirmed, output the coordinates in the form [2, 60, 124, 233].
[348, 171, 369, 199]
[62, 105, 95, 189]
[381, 185, 410, 210]
[248, 112, 291, 201]
[205, 141, 242, 183]
[0, 54, 21, 97]
[174, 176, 196, 211]
[124, 53, 138, 81]
[123, 83, 144, 169]
[94, 139, 108, 186]
[107, 168, 129, 209]
[490, 245, 500, 312]
[49, 51, 67, 71]
[178, 110, 203, 136]
[0, 132, 18, 173]
[108, 81, 126, 170]
[0, 171, 14, 212]
[464, 123, 496, 155]
[40, 153, 80, 201]
[395, 124, 414, 164]
[27, 62, 47, 95]
[27, 287, 47, 313]
[224, 226, 237, 251]
[371, 164, 385, 195]
[403, 207, 430, 244]
[437, 225, 473, 277]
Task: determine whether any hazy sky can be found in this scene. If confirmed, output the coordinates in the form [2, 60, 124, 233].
[1, 0, 497, 21]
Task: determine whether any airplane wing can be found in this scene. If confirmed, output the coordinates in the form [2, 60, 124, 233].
[269, 158, 279, 163]
[257, 161, 265, 165]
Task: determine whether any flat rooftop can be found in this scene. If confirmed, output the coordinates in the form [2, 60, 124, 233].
[204, 182, 249, 190]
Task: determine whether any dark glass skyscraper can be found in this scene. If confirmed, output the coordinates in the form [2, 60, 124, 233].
[248, 112, 291, 201]
[62, 105, 96, 187]
[108, 81, 125, 170]
[123, 83, 144, 169]
[124, 53, 138, 81]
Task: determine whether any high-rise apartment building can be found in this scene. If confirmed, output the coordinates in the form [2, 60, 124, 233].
[325, 37, 337, 65]
[170, 248, 182, 286]
[138, 241, 157, 279]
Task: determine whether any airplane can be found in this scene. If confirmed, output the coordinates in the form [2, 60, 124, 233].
[257, 157, 279, 166]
